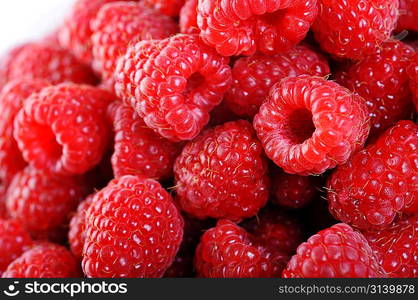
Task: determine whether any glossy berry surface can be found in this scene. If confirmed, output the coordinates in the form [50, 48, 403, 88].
[180, 0, 199, 34]
[397, 0, 418, 32]
[254, 76, 370, 175]
[174, 120, 270, 221]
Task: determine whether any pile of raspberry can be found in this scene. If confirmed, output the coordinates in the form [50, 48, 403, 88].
[0, 0, 417, 279]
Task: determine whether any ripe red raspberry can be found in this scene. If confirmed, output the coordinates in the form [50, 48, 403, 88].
[195, 219, 289, 278]
[328, 121, 418, 230]
[407, 52, 418, 112]
[0, 79, 50, 187]
[242, 208, 304, 255]
[271, 170, 317, 209]
[115, 34, 232, 141]
[397, 0, 418, 32]
[68, 194, 94, 260]
[336, 41, 415, 136]
[6, 167, 88, 240]
[180, 0, 199, 34]
[8, 43, 97, 85]
[0, 43, 31, 90]
[197, 0, 318, 57]
[253, 76, 370, 175]
[312, 0, 399, 60]
[363, 214, 418, 278]
[2, 243, 80, 278]
[174, 120, 270, 221]
[226, 45, 330, 118]
[59, 0, 130, 65]
[82, 175, 184, 278]
[109, 102, 182, 180]
[283, 223, 386, 278]
[91, 2, 178, 88]
[14, 84, 113, 176]
[0, 186, 7, 219]
[0, 218, 33, 274]
[144, 0, 185, 16]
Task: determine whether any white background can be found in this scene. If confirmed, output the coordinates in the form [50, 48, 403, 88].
[0, 0, 74, 54]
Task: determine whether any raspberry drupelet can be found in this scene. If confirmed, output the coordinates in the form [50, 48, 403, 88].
[195, 219, 289, 278]
[144, 0, 185, 16]
[327, 121, 418, 230]
[114, 34, 232, 141]
[91, 1, 178, 89]
[197, 0, 319, 57]
[82, 175, 184, 278]
[109, 102, 182, 180]
[2, 243, 81, 278]
[253, 75, 370, 176]
[0, 43, 31, 90]
[174, 120, 270, 221]
[336, 41, 415, 136]
[363, 214, 418, 278]
[407, 52, 418, 112]
[14, 84, 114, 176]
[226, 45, 330, 118]
[396, 0, 418, 32]
[312, 0, 399, 60]
[179, 0, 199, 34]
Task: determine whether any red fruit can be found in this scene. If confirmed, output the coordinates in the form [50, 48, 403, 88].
[180, 0, 199, 34]
[14, 84, 113, 176]
[2, 243, 80, 278]
[197, 0, 318, 57]
[68, 194, 94, 260]
[336, 41, 415, 136]
[407, 52, 418, 112]
[144, 0, 185, 16]
[174, 120, 270, 221]
[0, 219, 33, 274]
[195, 219, 289, 278]
[6, 167, 87, 240]
[8, 43, 96, 85]
[59, 0, 130, 65]
[363, 214, 418, 278]
[271, 170, 317, 209]
[115, 34, 232, 141]
[0, 185, 7, 219]
[109, 102, 182, 180]
[91, 2, 177, 88]
[253, 76, 370, 175]
[82, 175, 184, 278]
[283, 223, 386, 278]
[397, 0, 418, 32]
[0, 79, 50, 187]
[0, 43, 30, 90]
[312, 0, 399, 60]
[226, 45, 330, 118]
[327, 121, 418, 230]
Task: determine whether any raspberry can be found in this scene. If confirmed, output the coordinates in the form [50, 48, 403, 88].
[407, 52, 418, 112]
[174, 120, 270, 221]
[312, 0, 399, 60]
[115, 34, 232, 141]
[109, 102, 182, 180]
[195, 219, 289, 278]
[397, 0, 418, 32]
[271, 170, 317, 209]
[197, 0, 318, 57]
[363, 214, 418, 278]
[91, 2, 178, 88]
[283, 223, 386, 278]
[68, 194, 94, 260]
[6, 167, 88, 240]
[327, 121, 418, 230]
[0, 186, 7, 219]
[82, 175, 183, 278]
[0, 43, 30, 91]
[59, 0, 130, 65]
[8, 43, 97, 85]
[14, 84, 113, 176]
[2, 243, 80, 278]
[180, 0, 199, 34]
[0, 218, 33, 274]
[242, 208, 304, 255]
[226, 45, 330, 118]
[0, 79, 50, 187]
[144, 0, 185, 16]
[336, 41, 415, 136]
[253, 76, 370, 175]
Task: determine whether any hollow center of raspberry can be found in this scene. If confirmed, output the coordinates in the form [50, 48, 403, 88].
[37, 126, 62, 162]
[186, 73, 205, 95]
[261, 9, 286, 27]
[285, 108, 315, 144]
